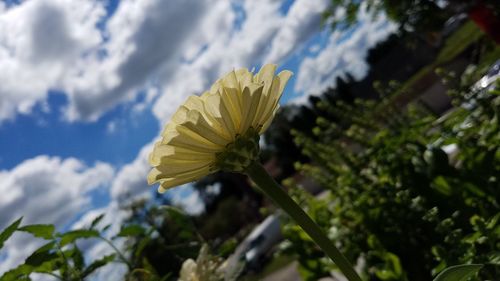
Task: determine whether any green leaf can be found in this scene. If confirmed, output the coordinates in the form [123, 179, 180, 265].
[101, 224, 112, 233]
[90, 214, 105, 229]
[140, 257, 160, 277]
[486, 213, 500, 229]
[2, 242, 61, 281]
[69, 246, 85, 270]
[25, 242, 58, 267]
[375, 269, 398, 280]
[431, 176, 452, 196]
[129, 268, 155, 280]
[18, 224, 55, 240]
[134, 236, 151, 259]
[433, 264, 483, 281]
[32, 258, 61, 274]
[116, 224, 146, 237]
[82, 254, 116, 277]
[0, 264, 33, 281]
[0, 217, 22, 250]
[218, 237, 237, 258]
[59, 229, 99, 247]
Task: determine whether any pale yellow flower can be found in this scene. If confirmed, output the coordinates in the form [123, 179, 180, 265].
[179, 259, 199, 281]
[178, 245, 225, 281]
[148, 64, 292, 192]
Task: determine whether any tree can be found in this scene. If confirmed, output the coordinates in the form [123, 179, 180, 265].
[323, 0, 500, 42]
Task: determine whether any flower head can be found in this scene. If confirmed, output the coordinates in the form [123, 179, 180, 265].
[148, 64, 292, 192]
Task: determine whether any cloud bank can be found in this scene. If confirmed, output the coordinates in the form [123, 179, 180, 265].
[0, 0, 338, 124]
[294, 5, 398, 100]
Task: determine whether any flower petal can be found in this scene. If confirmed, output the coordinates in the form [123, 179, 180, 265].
[182, 110, 232, 145]
[203, 92, 237, 137]
[153, 158, 213, 178]
[155, 165, 213, 192]
[148, 163, 211, 184]
[259, 104, 280, 134]
[235, 68, 253, 89]
[257, 70, 293, 129]
[220, 86, 242, 129]
[255, 64, 277, 85]
[277, 70, 293, 97]
[165, 127, 224, 153]
[221, 70, 240, 91]
[209, 80, 222, 95]
[149, 143, 215, 166]
[239, 83, 263, 133]
[254, 75, 280, 127]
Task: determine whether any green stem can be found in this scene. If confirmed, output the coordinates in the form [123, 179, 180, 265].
[98, 236, 133, 270]
[54, 242, 79, 280]
[245, 161, 362, 281]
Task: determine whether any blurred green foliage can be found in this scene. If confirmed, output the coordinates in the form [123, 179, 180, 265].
[279, 66, 500, 280]
[322, 0, 500, 36]
[323, 0, 448, 34]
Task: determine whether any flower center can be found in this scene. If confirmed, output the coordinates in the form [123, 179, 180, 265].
[214, 127, 260, 172]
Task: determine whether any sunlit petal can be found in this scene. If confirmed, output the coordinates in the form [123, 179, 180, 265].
[277, 70, 293, 98]
[149, 143, 215, 166]
[156, 166, 212, 192]
[239, 84, 263, 133]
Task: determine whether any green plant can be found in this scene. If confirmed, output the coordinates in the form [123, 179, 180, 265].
[0, 205, 208, 281]
[0, 216, 117, 281]
[280, 67, 500, 280]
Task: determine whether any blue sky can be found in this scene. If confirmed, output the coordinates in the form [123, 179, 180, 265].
[0, 0, 396, 278]
[0, 91, 158, 169]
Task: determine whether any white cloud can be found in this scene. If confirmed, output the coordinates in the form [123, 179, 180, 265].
[150, 0, 350, 123]
[265, 0, 329, 63]
[63, 0, 215, 121]
[0, 0, 105, 122]
[0, 0, 358, 125]
[109, 139, 205, 214]
[170, 185, 204, 215]
[106, 120, 118, 134]
[0, 155, 114, 274]
[293, 5, 398, 101]
[152, 0, 283, 122]
[0, 0, 335, 125]
[110, 142, 153, 204]
[0, 0, 232, 123]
